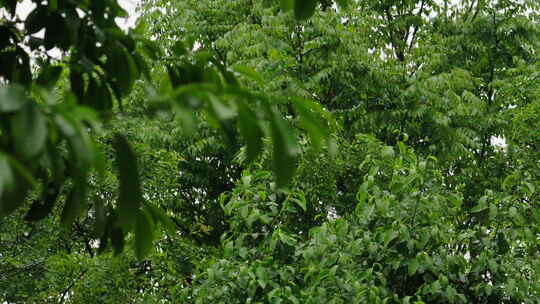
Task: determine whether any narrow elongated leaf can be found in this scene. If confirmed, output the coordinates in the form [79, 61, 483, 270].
[231, 65, 264, 85]
[110, 225, 125, 255]
[24, 182, 60, 221]
[280, 0, 294, 11]
[0, 155, 15, 203]
[336, 0, 348, 9]
[292, 97, 331, 150]
[0, 153, 37, 215]
[294, 0, 317, 20]
[0, 84, 27, 112]
[60, 182, 87, 227]
[135, 209, 155, 260]
[25, 7, 48, 34]
[269, 107, 299, 188]
[92, 197, 107, 238]
[237, 100, 264, 162]
[144, 203, 176, 235]
[108, 44, 138, 97]
[37, 65, 63, 88]
[112, 134, 142, 229]
[11, 103, 48, 158]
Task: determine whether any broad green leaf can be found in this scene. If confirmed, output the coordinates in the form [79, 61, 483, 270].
[60, 183, 87, 227]
[289, 196, 307, 212]
[144, 203, 177, 235]
[0, 152, 37, 215]
[408, 258, 420, 275]
[11, 103, 48, 158]
[36, 65, 63, 88]
[292, 97, 331, 150]
[231, 65, 264, 85]
[44, 14, 69, 50]
[237, 100, 263, 162]
[48, 0, 58, 11]
[336, 0, 348, 9]
[107, 44, 138, 97]
[470, 196, 488, 213]
[135, 208, 155, 260]
[294, 0, 317, 20]
[24, 182, 60, 221]
[0, 84, 27, 112]
[280, 0, 294, 11]
[110, 225, 125, 255]
[69, 71, 85, 100]
[113, 134, 143, 229]
[92, 197, 107, 238]
[269, 107, 299, 188]
[0, 154, 15, 203]
[24, 7, 48, 34]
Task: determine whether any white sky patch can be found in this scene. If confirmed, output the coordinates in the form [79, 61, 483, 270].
[116, 0, 140, 30]
[15, 0, 140, 31]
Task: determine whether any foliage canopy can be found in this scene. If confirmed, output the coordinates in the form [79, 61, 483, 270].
[1, 0, 540, 303]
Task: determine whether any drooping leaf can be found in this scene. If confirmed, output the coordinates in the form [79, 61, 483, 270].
[24, 182, 61, 221]
[280, 0, 294, 11]
[292, 97, 331, 150]
[0, 84, 27, 113]
[231, 65, 264, 85]
[294, 0, 318, 20]
[112, 134, 143, 230]
[36, 65, 63, 88]
[60, 182, 87, 227]
[144, 202, 177, 235]
[269, 107, 299, 188]
[134, 208, 155, 260]
[25, 6, 48, 34]
[11, 103, 48, 159]
[237, 100, 264, 162]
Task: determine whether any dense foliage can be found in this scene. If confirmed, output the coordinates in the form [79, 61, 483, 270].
[1, 0, 539, 303]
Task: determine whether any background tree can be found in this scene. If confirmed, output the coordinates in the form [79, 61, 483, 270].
[1, 0, 539, 303]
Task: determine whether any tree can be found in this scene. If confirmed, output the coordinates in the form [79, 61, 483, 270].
[0, 0, 336, 256]
[1, 0, 539, 303]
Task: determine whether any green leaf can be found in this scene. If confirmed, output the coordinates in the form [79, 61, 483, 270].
[25, 7, 48, 34]
[280, 0, 294, 11]
[144, 203, 177, 235]
[11, 103, 48, 158]
[4, 0, 17, 16]
[408, 257, 420, 275]
[294, 0, 317, 20]
[44, 14, 69, 50]
[470, 196, 488, 213]
[37, 65, 63, 88]
[134, 208, 155, 260]
[110, 225, 125, 255]
[107, 44, 138, 97]
[231, 65, 264, 85]
[497, 232, 510, 254]
[0, 84, 27, 112]
[70, 71, 85, 100]
[269, 107, 299, 188]
[292, 97, 331, 150]
[24, 182, 60, 221]
[0, 158, 33, 215]
[381, 146, 395, 158]
[60, 183, 87, 227]
[336, 0, 348, 9]
[237, 100, 263, 162]
[290, 196, 307, 212]
[48, 0, 58, 11]
[0, 154, 15, 202]
[92, 197, 107, 238]
[113, 134, 143, 229]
